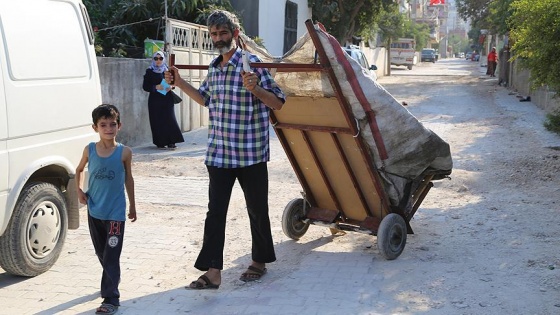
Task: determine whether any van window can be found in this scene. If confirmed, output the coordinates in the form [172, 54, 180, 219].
[1, 1, 90, 80]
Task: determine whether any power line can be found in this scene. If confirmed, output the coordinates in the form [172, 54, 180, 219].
[96, 16, 164, 32]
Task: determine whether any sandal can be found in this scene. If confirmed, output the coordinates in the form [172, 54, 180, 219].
[95, 303, 118, 315]
[187, 274, 220, 290]
[239, 265, 267, 282]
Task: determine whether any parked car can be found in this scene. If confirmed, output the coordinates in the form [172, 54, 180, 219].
[459, 52, 465, 58]
[466, 52, 473, 60]
[343, 45, 378, 80]
[421, 48, 436, 63]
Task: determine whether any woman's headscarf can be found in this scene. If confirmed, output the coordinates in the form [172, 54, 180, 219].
[150, 51, 168, 73]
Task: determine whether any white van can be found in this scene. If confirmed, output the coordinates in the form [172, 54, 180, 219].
[0, 0, 101, 276]
[390, 38, 417, 70]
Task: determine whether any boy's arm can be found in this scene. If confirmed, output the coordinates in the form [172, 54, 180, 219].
[123, 146, 137, 222]
[75, 145, 89, 205]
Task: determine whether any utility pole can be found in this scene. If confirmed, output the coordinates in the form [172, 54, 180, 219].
[164, 0, 169, 54]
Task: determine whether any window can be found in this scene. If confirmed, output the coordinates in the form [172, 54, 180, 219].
[283, 1, 298, 54]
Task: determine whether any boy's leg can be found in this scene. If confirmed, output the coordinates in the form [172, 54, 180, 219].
[100, 220, 125, 306]
[194, 166, 236, 271]
[87, 213, 107, 266]
[238, 162, 276, 264]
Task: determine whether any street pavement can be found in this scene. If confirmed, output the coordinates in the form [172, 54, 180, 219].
[1, 62, 557, 315]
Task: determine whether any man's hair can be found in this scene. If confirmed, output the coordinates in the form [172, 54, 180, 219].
[92, 104, 120, 125]
[207, 10, 240, 33]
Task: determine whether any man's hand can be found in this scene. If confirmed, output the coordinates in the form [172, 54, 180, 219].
[164, 67, 180, 85]
[242, 70, 258, 91]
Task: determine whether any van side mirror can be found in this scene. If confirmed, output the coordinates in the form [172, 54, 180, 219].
[369, 65, 377, 71]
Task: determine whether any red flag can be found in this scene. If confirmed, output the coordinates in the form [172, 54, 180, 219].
[430, 0, 445, 5]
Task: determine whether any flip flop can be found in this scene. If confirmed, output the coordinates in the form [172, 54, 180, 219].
[95, 303, 118, 315]
[187, 275, 220, 290]
[239, 265, 267, 282]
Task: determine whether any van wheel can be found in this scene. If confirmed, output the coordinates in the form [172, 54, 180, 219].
[0, 182, 68, 277]
[407, 65, 413, 70]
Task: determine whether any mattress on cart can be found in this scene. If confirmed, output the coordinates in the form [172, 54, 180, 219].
[241, 26, 453, 210]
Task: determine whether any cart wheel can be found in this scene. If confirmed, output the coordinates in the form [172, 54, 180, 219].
[282, 198, 310, 240]
[377, 213, 407, 260]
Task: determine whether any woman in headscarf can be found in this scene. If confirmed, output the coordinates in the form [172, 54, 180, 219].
[487, 47, 498, 77]
[142, 51, 184, 149]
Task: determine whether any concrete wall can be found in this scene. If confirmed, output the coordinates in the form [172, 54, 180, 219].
[97, 57, 185, 147]
[361, 45, 388, 78]
[258, 0, 311, 56]
[97, 44, 383, 147]
[507, 58, 560, 114]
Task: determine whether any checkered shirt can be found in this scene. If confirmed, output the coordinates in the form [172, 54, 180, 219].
[199, 48, 286, 168]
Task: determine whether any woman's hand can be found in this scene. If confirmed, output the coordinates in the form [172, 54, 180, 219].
[155, 84, 171, 92]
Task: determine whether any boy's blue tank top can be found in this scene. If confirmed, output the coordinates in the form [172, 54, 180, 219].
[86, 142, 126, 221]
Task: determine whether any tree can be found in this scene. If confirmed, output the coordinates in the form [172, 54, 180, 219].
[456, 0, 491, 28]
[84, 0, 232, 57]
[309, 0, 388, 45]
[456, 0, 511, 44]
[509, 0, 560, 93]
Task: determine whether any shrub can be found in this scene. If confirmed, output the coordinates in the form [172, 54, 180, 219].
[544, 110, 560, 135]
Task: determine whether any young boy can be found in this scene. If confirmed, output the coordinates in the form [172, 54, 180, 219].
[76, 104, 137, 315]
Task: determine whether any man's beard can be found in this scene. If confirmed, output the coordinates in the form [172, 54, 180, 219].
[213, 38, 234, 55]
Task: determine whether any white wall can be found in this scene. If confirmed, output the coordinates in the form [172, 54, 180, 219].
[259, 0, 311, 57]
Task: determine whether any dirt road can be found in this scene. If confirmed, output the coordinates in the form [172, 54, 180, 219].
[130, 59, 560, 314]
[1, 58, 558, 315]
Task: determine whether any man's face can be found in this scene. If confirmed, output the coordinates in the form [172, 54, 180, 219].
[210, 25, 234, 55]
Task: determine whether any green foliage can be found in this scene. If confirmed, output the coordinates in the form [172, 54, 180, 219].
[376, 3, 405, 42]
[544, 110, 560, 135]
[309, 0, 387, 44]
[486, 0, 514, 35]
[193, 1, 236, 27]
[84, 0, 233, 57]
[402, 20, 431, 52]
[509, 0, 560, 93]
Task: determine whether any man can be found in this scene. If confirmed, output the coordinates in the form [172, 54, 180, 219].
[165, 9, 285, 289]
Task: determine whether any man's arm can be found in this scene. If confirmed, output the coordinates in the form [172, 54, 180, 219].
[241, 71, 284, 110]
[165, 68, 205, 106]
[250, 85, 284, 110]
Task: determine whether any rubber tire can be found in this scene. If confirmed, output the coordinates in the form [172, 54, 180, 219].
[281, 198, 310, 240]
[0, 182, 68, 276]
[407, 65, 413, 70]
[377, 213, 407, 260]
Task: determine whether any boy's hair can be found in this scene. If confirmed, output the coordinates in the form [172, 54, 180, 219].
[92, 104, 120, 125]
[207, 10, 240, 33]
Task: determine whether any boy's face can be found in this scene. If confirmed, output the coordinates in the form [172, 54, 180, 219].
[93, 117, 121, 140]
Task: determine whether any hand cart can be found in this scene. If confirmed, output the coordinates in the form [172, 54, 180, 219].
[170, 19, 452, 260]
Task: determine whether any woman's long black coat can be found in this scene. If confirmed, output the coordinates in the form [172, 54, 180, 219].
[142, 69, 184, 147]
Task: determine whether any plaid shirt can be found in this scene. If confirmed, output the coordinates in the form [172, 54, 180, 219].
[199, 48, 286, 168]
